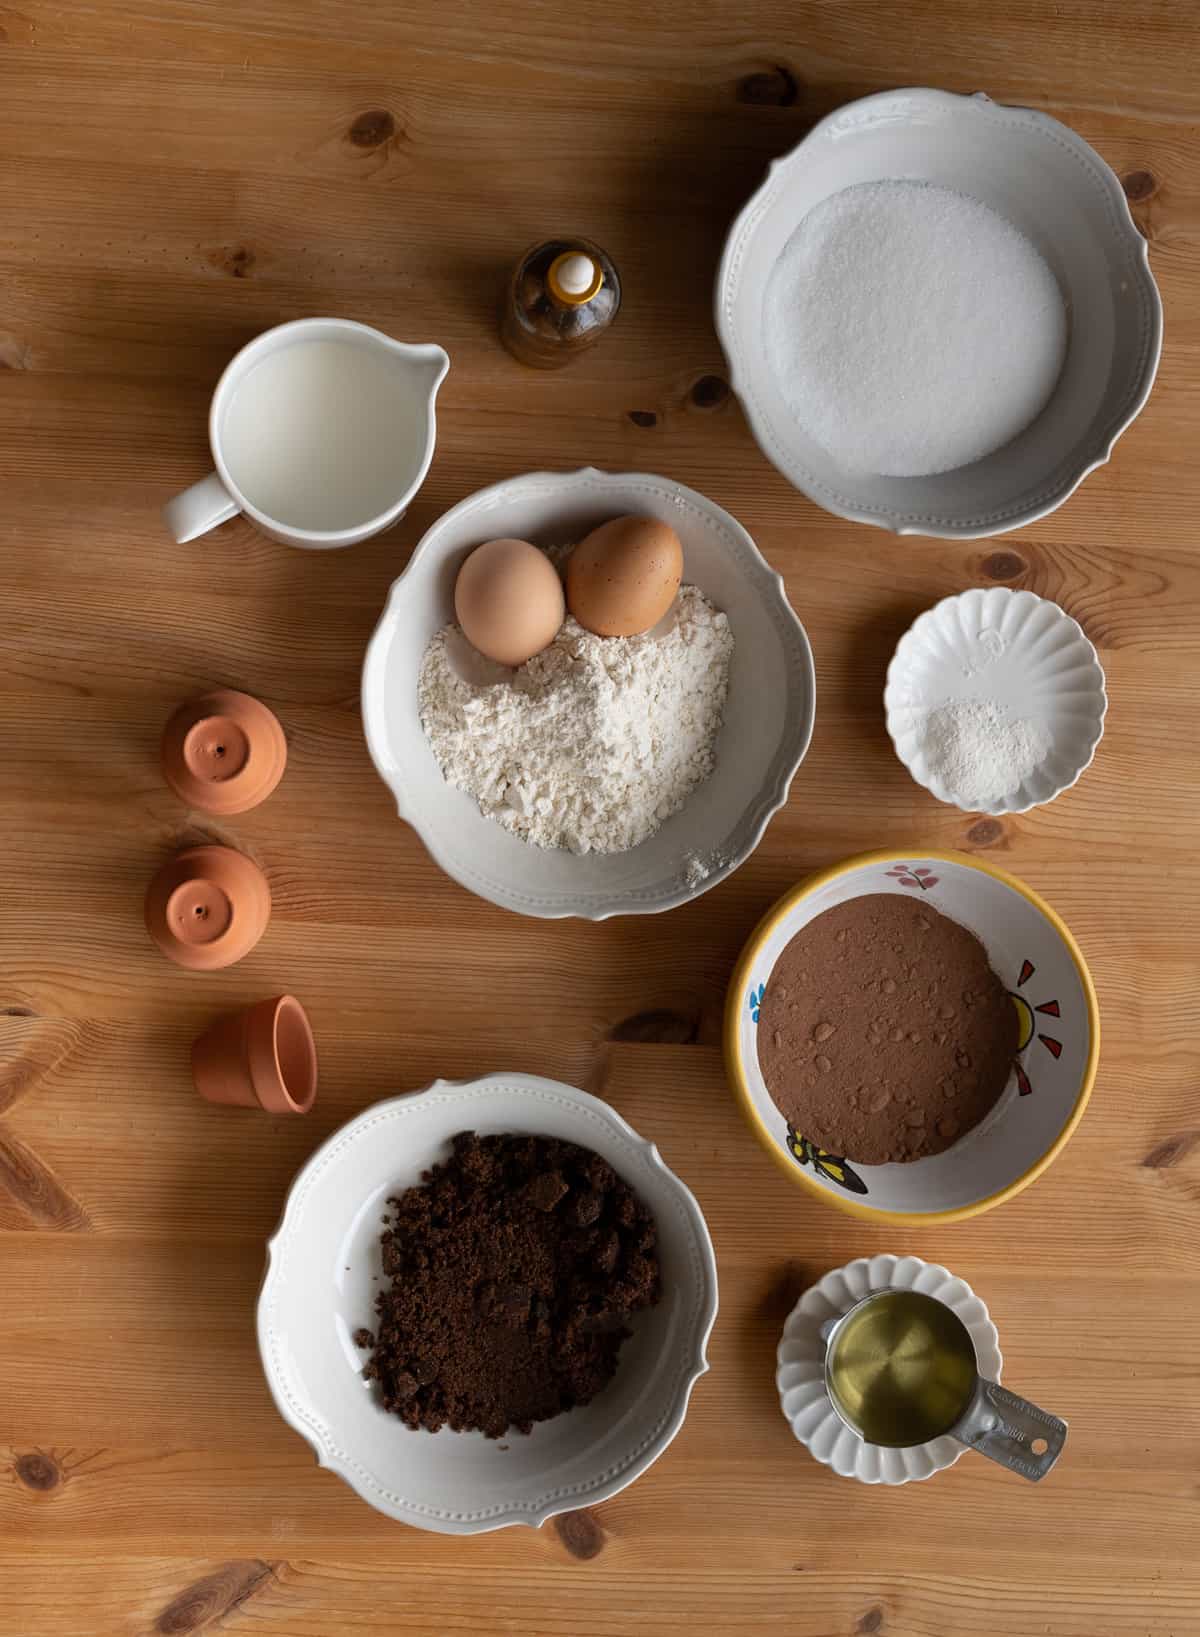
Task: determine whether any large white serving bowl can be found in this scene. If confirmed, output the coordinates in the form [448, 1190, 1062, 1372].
[257, 1073, 719, 1533]
[716, 88, 1162, 538]
[362, 467, 815, 919]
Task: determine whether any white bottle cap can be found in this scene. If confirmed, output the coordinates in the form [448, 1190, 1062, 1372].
[556, 253, 597, 295]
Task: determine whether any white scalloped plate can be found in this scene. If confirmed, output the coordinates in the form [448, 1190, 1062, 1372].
[361, 467, 815, 919]
[777, 1254, 1002, 1484]
[257, 1074, 718, 1533]
[716, 88, 1161, 537]
[884, 587, 1107, 814]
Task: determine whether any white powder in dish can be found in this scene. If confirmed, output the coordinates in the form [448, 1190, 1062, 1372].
[418, 583, 733, 854]
[917, 697, 1051, 807]
[763, 180, 1068, 477]
[682, 848, 729, 889]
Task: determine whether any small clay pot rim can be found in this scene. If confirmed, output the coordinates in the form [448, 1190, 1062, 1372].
[265, 995, 318, 1113]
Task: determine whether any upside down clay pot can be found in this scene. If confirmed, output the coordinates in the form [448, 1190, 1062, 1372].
[145, 844, 271, 970]
[161, 689, 287, 816]
[192, 995, 317, 1114]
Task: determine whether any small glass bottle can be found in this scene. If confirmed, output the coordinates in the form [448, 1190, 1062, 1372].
[501, 237, 621, 369]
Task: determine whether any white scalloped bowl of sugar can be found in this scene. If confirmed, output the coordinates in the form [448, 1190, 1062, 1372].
[716, 87, 1162, 538]
[884, 588, 1107, 814]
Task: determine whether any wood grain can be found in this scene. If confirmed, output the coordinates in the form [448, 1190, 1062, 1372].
[2, 2, 1199, 1633]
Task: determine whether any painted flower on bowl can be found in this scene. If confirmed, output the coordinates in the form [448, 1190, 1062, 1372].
[886, 863, 939, 891]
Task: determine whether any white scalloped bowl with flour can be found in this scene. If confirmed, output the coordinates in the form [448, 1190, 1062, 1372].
[716, 87, 1162, 538]
[257, 1074, 718, 1533]
[362, 468, 815, 919]
[884, 587, 1108, 815]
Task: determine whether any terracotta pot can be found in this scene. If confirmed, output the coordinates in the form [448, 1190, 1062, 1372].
[161, 689, 287, 815]
[191, 995, 317, 1114]
[145, 844, 271, 970]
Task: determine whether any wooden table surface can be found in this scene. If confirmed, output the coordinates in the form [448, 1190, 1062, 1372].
[2, 3, 1198, 1633]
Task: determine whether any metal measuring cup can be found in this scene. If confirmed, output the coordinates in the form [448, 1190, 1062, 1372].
[820, 1290, 1067, 1482]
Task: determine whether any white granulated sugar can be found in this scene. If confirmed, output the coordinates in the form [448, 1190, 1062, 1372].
[418, 583, 734, 854]
[763, 180, 1068, 477]
[918, 697, 1051, 808]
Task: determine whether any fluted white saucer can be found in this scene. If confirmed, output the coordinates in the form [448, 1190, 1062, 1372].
[777, 1253, 1002, 1485]
[885, 587, 1107, 814]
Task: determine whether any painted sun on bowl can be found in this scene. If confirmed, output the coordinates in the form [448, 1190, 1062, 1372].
[725, 850, 1099, 1223]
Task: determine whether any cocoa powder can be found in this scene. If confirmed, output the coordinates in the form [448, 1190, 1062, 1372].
[757, 894, 1017, 1164]
[359, 1131, 660, 1437]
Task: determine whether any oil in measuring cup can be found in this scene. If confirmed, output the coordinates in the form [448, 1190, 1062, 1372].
[823, 1285, 1068, 1480]
[826, 1289, 977, 1447]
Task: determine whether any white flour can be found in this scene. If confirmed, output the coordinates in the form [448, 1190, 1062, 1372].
[682, 848, 729, 889]
[418, 583, 733, 854]
[763, 180, 1067, 477]
[917, 697, 1051, 807]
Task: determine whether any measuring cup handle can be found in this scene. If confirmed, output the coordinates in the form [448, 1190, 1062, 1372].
[955, 1378, 1067, 1481]
[163, 471, 240, 544]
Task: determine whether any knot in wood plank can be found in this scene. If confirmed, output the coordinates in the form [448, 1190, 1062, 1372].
[155, 1560, 277, 1634]
[552, 1507, 606, 1559]
[13, 1451, 60, 1491]
[738, 66, 799, 106]
[348, 109, 396, 148]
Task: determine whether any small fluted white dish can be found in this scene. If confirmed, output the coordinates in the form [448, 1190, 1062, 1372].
[884, 587, 1107, 814]
[777, 1253, 1003, 1485]
[362, 467, 815, 919]
[716, 87, 1162, 537]
[257, 1073, 718, 1534]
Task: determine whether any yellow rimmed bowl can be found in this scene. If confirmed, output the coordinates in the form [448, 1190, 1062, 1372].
[725, 849, 1099, 1224]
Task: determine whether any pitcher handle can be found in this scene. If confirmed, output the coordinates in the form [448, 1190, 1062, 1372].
[164, 471, 241, 544]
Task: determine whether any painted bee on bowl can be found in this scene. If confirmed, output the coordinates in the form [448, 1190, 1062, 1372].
[786, 1127, 869, 1196]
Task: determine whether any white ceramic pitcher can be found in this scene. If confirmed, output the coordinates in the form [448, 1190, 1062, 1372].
[163, 318, 449, 550]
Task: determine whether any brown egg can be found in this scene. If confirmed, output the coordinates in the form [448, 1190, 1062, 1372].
[454, 537, 565, 667]
[566, 516, 684, 638]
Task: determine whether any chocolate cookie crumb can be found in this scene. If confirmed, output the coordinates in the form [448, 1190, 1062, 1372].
[362, 1131, 660, 1437]
[353, 1328, 374, 1348]
[567, 1188, 603, 1227]
[757, 894, 1017, 1164]
[526, 1170, 569, 1211]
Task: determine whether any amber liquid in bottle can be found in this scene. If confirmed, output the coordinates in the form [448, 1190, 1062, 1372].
[501, 237, 621, 369]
